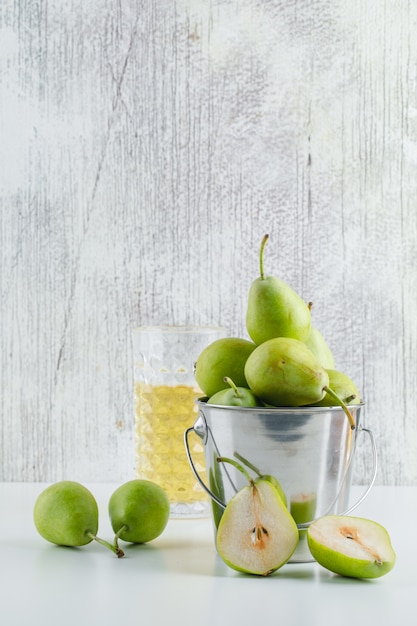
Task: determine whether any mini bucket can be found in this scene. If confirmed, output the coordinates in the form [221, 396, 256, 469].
[185, 400, 377, 563]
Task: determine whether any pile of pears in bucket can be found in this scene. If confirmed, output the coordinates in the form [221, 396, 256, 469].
[195, 234, 359, 426]
[194, 234, 396, 578]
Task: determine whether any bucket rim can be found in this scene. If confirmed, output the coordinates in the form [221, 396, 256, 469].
[196, 398, 365, 413]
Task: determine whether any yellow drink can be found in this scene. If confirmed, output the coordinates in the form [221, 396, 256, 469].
[134, 383, 208, 515]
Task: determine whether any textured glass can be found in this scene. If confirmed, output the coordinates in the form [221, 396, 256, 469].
[133, 326, 226, 518]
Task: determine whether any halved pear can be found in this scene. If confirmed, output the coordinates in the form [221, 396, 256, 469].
[216, 478, 299, 576]
[307, 515, 396, 578]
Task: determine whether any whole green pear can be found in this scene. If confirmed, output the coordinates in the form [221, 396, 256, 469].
[207, 377, 260, 407]
[34, 481, 124, 557]
[244, 337, 328, 406]
[246, 235, 311, 345]
[305, 327, 335, 369]
[195, 337, 256, 397]
[34, 481, 99, 547]
[109, 479, 170, 544]
[312, 369, 361, 406]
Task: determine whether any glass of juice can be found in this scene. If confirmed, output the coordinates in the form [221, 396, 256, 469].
[132, 325, 226, 518]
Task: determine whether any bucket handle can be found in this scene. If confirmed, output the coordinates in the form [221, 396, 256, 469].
[336, 427, 377, 515]
[184, 411, 232, 509]
[184, 418, 378, 524]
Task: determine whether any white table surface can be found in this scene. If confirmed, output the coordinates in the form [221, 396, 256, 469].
[1, 483, 415, 626]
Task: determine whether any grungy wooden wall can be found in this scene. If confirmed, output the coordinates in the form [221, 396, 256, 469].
[1, 0, 416, 485]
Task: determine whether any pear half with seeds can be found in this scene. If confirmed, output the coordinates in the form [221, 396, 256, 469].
[216, 457, 299, 576]
[307, 515, 396, 578]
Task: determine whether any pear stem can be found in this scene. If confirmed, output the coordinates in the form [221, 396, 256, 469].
[259, 234, 269, 281]
[344, 394, 357, 404]
[87, 532, 125, 558]
[233, 451, 262, 478]
[113, 524, 129, 555]
[323, 386, 356, 430]
[223, 376, 241, 398]
[217, 456, 253, 483]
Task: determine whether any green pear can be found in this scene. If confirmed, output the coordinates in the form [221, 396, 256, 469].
[34, 481, 99, 547]
[244, 337, 356, 429]
[246, 234, 311, 345]
[307, 515, 396, 578]
[195, 337, 256, 397]
[207, 377, 260, 407]
[305, 327, 335, 369]
[244, 337, 327, 407]
[312, 369, 361, 406]
[109, 480, 170, 545]
[216, 457, 299, 575]
[33, 481, 124, 557]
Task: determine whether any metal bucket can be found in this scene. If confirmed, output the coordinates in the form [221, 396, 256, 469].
[185, 400, 377, 563]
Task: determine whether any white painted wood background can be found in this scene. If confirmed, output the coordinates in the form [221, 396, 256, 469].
[1, 0, 416, 486]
